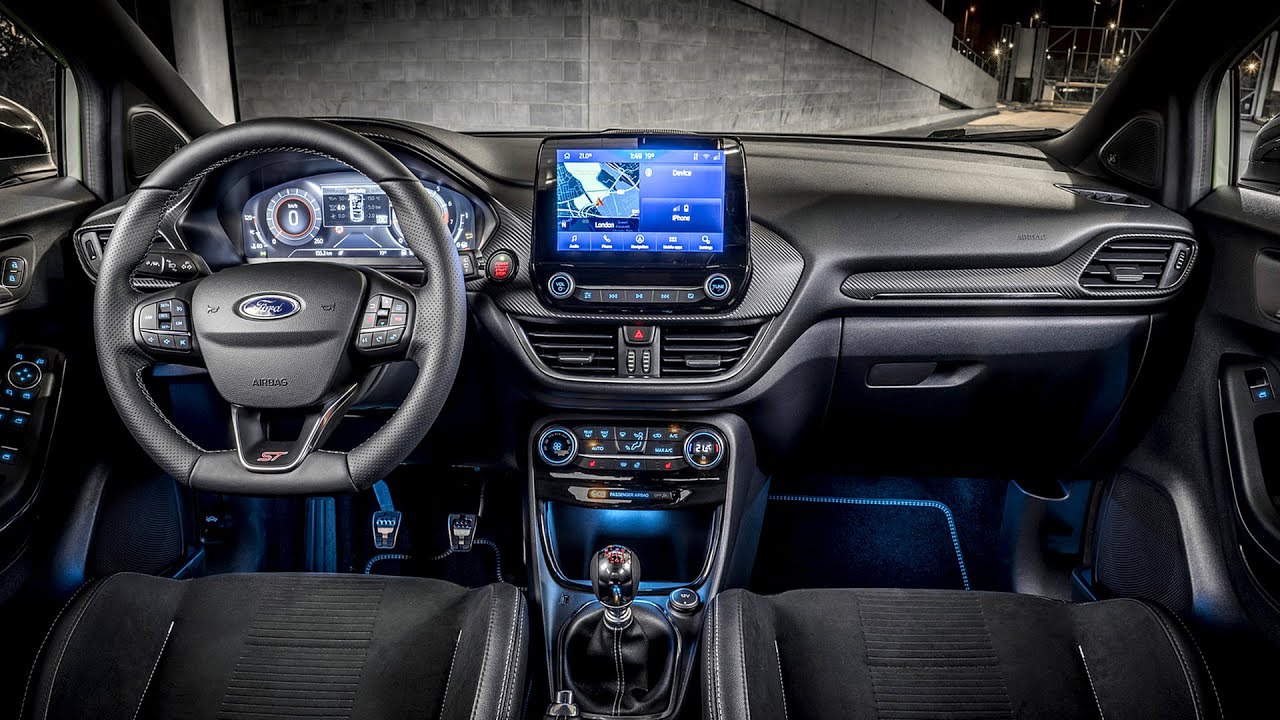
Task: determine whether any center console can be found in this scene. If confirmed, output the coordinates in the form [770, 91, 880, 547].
[531, 134, 750, 314]
[527, 414, 767, 720]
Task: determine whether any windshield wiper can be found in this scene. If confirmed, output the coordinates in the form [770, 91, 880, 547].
[926, 127, 1064, 140]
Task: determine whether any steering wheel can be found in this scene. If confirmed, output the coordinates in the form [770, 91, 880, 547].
[93, 118, 467, 495]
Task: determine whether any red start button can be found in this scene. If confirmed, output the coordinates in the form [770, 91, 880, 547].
[486, 250, 517, 283]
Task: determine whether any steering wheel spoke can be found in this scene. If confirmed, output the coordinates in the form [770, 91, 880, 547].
[132, 280, 204, 364]
[230, 382, 361, 473]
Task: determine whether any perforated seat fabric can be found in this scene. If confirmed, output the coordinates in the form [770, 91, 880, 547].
[21, 573, 528, 720]
[703, 588, 1222, 720]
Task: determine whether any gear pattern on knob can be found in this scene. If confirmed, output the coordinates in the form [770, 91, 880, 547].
[591, 544, 640, 629]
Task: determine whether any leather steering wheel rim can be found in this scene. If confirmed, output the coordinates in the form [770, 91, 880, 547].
[93, 118, 467, 494]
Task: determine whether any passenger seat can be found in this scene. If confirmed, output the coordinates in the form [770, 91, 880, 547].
[702, 588, 1221, 720]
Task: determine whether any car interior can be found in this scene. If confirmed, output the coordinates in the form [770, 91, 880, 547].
[1, 0, 1279, 718]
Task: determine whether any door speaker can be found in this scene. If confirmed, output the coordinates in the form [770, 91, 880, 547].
[1093, 471, 1192, 614]
[1098, 116, 1163, 188]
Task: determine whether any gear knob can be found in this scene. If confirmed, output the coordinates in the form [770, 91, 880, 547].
[591, 545, 640, 628]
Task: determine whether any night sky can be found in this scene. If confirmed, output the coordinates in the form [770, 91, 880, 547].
[931, 0, 1175, 55]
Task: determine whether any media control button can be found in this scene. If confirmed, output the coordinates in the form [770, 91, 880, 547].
[547, 272, 575, 299]
[705, 273, 732, 300]
[679, 288, 705, 303]
[602, 289, 626, 303]
[575, 287, 599, 302]
[626, 289, 653, 303]
[653, 289, 678, 303]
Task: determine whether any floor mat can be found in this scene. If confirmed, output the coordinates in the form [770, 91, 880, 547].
[751, 477, 1009, 593]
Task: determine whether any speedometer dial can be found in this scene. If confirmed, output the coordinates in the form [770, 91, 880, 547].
[264, 188, 321, 246]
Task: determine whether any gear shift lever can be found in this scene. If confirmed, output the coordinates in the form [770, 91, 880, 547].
[590, 545, 640, 629]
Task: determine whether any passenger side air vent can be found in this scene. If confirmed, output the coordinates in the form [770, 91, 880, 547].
[1056, 184, 1150, 207]
[660, 325, 759, 377]
[523, 324, 617, 376]
[1080, 237, 1192, 290]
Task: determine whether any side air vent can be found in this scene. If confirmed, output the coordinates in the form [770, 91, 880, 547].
[524, 324, 617, 375]
[660, 325, 759, 377]
[1056, 184, 1150, 207]
[1080, 237, 1192, 290]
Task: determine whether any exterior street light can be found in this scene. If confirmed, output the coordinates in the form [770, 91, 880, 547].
[963, 5, 976, 39]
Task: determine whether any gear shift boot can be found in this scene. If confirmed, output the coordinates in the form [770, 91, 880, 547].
[561, 602, 676, 717]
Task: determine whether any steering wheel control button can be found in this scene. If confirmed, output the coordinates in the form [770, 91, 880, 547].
[668, 588, 702, 615]
[137, 297, 193, 353]
[704, 273, 732, 300]
[7, 362, 41, 390]
[547, 272, 575, 299]
[684, 429, 726, 470]
[139, 304, 159, 330]
[355, 294, 412, 352]
[486, 250, 517, 283]
[538, 427, 576, 466]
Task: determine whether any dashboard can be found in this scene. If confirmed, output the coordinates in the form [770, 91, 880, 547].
[241, 171, 478, 262]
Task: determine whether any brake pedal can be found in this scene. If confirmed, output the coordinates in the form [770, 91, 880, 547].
[448, 513, 477, 552]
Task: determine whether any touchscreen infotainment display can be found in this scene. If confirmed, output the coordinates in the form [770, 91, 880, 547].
[554, 148, 725, 254]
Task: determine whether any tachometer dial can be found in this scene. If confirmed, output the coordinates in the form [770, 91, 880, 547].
[391, 186, 465, 250]
[264, 188, 321, 246]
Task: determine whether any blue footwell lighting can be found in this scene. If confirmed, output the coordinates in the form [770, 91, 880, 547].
[768, 494, 971, 591]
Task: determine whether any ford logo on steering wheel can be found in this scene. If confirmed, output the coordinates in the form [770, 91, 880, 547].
[236, 293, 302, 320]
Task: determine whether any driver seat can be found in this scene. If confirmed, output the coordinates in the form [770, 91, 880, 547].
[21, 572, 527, 720]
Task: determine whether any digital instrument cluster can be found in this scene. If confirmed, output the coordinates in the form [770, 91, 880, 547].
[242, 172, 478, 264]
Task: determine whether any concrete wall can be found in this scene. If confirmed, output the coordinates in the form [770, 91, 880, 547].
[228, 0, 987, 133]
[743, 0, 996, 109]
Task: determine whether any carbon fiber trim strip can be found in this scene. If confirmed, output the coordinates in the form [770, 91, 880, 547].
[841, 232, 1197, 301]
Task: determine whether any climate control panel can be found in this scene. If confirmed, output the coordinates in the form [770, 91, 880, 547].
[537, 421, 726, 475]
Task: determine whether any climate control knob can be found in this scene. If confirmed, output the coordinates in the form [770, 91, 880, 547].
[684, 428, 725, 470]
[538, 426, 577, 466]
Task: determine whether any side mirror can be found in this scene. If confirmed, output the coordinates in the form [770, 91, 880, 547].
[1243, 114, 1280, 192]
[0, 95, 55, 186]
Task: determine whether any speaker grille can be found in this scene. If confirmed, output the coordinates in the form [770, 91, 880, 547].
[89, 473, 185, 575]
[1094, 471, 1192, 614]
[1098, 117, 1163, 188]
[127, 110, 187, 180]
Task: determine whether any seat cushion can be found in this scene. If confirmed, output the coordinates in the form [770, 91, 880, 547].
[21, 572, 528, 720]
[703, 588, 1222, 720]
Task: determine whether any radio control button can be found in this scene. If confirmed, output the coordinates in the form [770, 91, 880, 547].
[626, 289, 653, 302]
[679, 288, 705, 303]
[547, 272, 575, 299]
[653, 289, 677, 303]
[602, 289, 626, 302]
[575, 287, 600, 302]
[705, 273, 732, 300]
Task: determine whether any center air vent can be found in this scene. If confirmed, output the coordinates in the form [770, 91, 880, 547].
[1080, 237, 1192, 290]
[524, 324, 617, 376]
[660, 325, 759, 377]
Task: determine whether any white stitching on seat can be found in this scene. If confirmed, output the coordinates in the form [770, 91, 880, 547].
[38, 575, 121, 720]
[19, 580, 97, 720]
[496, 590, 521, 720]
[737, 595, 751, 720]
[774, 640, 789, 720]
[469, 586, 499, 720]
[1125, 599, 1202, 720]
[131, 621, 175, 720]
[1164, 609, 1225, 720]
[439, 629, 463, 719]
[712, 596, 724, 720]
[504, 595, 527, 720]
[1077, 645, 1105, 720]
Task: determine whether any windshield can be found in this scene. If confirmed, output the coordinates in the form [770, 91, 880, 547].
[225, 0, 1174, 139]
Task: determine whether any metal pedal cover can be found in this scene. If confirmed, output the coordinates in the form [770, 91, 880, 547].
[448, 513, 477, 552]
[372, 510, 402, 550]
